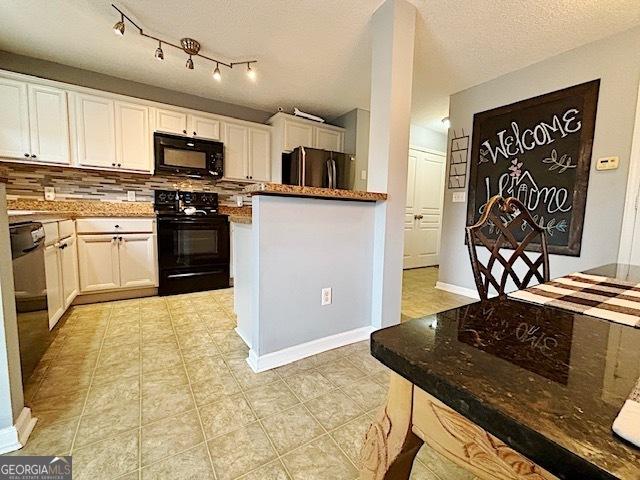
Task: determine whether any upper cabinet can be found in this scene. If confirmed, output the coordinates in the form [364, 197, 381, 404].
[74, 93, 117, 168]
[249, 128, 271, 182]
[224, 123, 271, 182]
[189, 115, 222, 141]
[0, 77, 30, 160]
[156, 108, 188, 135]
[284, 120, 314, 151]
[115, 101, 152, 172]
[28, 85, 70, 164]
[314, 128, 342, 152]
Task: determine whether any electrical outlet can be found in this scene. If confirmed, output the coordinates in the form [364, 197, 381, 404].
[452, 191, 466, 203]
[44, 187, 55, 201]
[321, 287, 332, 306]
[360, 170, 367, 181]
[127, 191, 136, 202]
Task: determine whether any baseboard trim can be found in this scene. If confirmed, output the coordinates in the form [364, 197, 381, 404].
[246, 325, 374, 373]
[0, 407, 37, 455]
[73, 287, 157, 305]
[435, 281, 479, 299]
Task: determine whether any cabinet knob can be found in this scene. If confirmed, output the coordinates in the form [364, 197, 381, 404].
[193, 131, 197, 135]
[115, 224, 120, 228]
[112, 162, 116, 167]
[118, 236, 123, 241]
[117, 163, 121, 167]
[182, 130, 187, 134]
[31, 154, 36, 158]
[24, 153, 29, 157]
[112, 236, 117, 241]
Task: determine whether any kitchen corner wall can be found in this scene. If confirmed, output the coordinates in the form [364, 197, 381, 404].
[1, 162, 249, 206]
[439, 26, 640, 292]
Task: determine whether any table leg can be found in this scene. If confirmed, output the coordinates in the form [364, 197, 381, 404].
[359, 373, 423, 480]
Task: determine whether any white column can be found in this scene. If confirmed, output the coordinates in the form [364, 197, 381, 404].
[368, 0, 416, 329]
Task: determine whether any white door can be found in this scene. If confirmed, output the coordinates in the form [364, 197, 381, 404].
[225, 123, 249, 180]
[115, 101, 152, 172]
[44, 244, 64, 329]
[74, 93, 117, 168]
[118, 234, 157, 288]
[27, 84, 70, 164]
[189, 115, 221, 140]
[77, 234, 120, 292]
[0, 77, 30, 160]
[249, 128, 270, 181]
[404, 150, 446, 269]
[314, 128, 342, 152]
[156, 108, 187, 135]
[283, 120, 313, 151]
[60, 235, 79, 307]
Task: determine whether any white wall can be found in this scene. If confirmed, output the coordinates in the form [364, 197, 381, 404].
[439, 26, 640, 291]
[253, 195, 375, 355]
[410, 124, 447, 152]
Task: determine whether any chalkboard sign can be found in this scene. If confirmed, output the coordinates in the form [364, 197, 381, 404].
[467, 80, 600, 256]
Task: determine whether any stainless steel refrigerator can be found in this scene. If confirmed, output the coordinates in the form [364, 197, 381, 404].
[282, 147, 356, 190]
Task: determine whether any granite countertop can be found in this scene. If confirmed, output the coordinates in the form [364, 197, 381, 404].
[7, 199, 155, 218]
[219, 205, 252, 224]
[243, 183, 387, 202]
[372, 298, 640, 479]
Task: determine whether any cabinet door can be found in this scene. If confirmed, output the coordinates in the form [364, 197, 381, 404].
[118, 234, 157, 289]
[115, 101, 152, 172]
[156, 108, 187, 135]
[60, 235, 79, 307]
[283, 120, 313, 151]
[74, 93, 117, 168]
[314, 127, 342, 152]
[44, 244, 64, 329]
[249, 128, 270, 181]
[188, 115, 221, 140]
[28, 84, 70, 164]
[0, 77, 30, 159]
[77, 234, 120, 292]
[224, 123, 249, 180]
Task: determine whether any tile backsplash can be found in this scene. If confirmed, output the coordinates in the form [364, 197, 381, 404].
[1, 162, 251, 206]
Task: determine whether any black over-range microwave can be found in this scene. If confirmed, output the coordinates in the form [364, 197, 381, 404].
[154, 132, 224, 178]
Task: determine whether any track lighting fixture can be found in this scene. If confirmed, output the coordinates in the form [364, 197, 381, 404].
[246, 63, 256, 81]
[110, 4, 258, 83]
[113, 13, 125, 36]
[154, 41, 164, 60]
[442, 116, 451, 129]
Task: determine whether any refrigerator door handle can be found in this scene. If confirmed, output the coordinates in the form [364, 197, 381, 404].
[331, 159, 337, 189]
[300, 146, 306, 186]
[326, 160, 333, 188]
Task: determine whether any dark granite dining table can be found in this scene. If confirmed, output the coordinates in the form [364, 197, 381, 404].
[370, 264, 640, 480]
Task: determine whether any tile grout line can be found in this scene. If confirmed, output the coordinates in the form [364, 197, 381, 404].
[138, 302, 143, 480]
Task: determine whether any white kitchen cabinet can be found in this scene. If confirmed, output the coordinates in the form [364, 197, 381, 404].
[314, 128, 343, 152]
[115, 101, 152, 172]
[283, 120, 314, 152]
[78, 235, 121, 292]
[225, 123, 249, 180]
[118, 233, 156, 289]
[188, 115, 222, 140]
[44, 243, 65, 329]
[249, 128, 271, 181]
[74, 93, 117, 168]
[27, 84, 70, 164]
[156, 108, 188, 135]
[0, 77, 30, 160]
[60, 235, 79, 307]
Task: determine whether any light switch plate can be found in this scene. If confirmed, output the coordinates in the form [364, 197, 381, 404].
[127, 191, 136, 202]
[596, 156, 619, 171]
[452, 191, 466, 203]
[44, 187, 55, 201]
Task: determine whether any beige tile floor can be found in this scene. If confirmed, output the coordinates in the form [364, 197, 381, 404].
[8, 267, 474, 480]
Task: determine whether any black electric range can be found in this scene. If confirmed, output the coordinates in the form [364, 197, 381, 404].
[155, 190, 230, 296]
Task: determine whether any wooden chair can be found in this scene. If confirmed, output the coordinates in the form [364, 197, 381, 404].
[466, 195, 549, 300]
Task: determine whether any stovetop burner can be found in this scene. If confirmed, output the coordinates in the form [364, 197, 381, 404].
[154, 190, 219, 216]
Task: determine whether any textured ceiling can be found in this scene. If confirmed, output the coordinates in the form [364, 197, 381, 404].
[1, 1, 639, 132]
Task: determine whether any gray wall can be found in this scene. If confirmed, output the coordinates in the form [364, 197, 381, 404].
[334, 108, 371, 190]
[410, 124, 447, 152]
[0, 50, 272, 124]
[440, 26, 640, 291]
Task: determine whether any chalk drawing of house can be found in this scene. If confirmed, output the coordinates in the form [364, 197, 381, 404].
[508, 170, 539, 203]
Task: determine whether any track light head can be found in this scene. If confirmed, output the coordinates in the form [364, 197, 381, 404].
[213, 64, 221, 82]
[246, 63, 256, 81]
[441, 116, 451, 129]
[155, 41, 164, 60]
[186, 56, 194, 70]
[113, 14, 125, 36]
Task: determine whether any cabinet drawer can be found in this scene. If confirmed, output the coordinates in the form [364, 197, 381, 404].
[76, 217, 154, 234]
[43, 221, 59, 246]
[58, 219, 75, 239]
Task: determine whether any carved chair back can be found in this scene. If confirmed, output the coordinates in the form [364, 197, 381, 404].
[465, 195, 550, 300]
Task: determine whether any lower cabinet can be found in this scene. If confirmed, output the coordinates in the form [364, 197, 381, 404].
[44, 232, 80, 329]
[78, 233, 156, 292]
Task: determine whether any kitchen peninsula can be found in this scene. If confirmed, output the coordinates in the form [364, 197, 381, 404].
[232, 183, 387, 372]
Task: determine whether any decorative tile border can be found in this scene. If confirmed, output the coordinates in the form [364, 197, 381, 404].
[1, 162, 251, 206]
